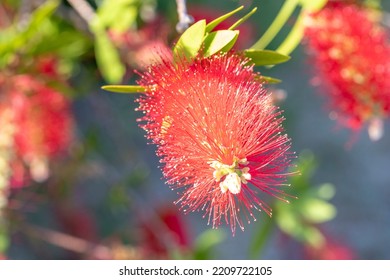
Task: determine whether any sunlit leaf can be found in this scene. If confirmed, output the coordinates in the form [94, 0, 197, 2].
[28, 0, 60, 31]
[228, 7, 257, 30]
[101, 85, 145, 93]
[203, 30, 239, 57]
[33, 30, 91, 58]
[96, 0, 138, 32]
[302, 227, 325, 247]
[94, 30, 125, 83]
[205, 6, 244, 32]
[173, 20, 206, 61]
[193, 229, 226, 259]
[244, 49, 290, 66]
[316, 183, 336, 200]
[301, 198, 337, 223]
[257, 76, 282, 84]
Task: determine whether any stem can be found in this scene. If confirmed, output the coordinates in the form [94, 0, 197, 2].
[25, 224, 112, 259]
[66, 0, 96, 24]
[250, 0, 299, 50]
[175, 0, 194, 33]
[275, 11, 305, 55]
[249, 216, 275, 259]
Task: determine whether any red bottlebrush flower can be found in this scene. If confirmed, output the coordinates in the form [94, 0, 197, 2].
[11, 75, 72, 159]
[0, 74, 73, 187]
[139, 205, 191, 257]
[303, 3, 390, 138]
[136, 52, 294, 234]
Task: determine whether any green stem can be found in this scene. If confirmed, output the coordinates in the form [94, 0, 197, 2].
[275, 10, 305, 56]
[250, 0, 299, 50]
[249, 216, 275, 259]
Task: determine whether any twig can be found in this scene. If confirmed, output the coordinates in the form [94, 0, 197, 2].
[66, 0, 96, 24]
[26, 224, 112, 259]
[175, 0, 193, 33]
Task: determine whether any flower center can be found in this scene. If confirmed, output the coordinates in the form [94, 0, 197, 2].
[209, 157, 251, 194]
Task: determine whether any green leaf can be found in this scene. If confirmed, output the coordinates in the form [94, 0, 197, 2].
[257, 76, 282, 84]
[101, 85, 145, 93]
[228, 7, 257, 30]
[302, 227, 325, 247]
[203, 30, 239, 57]
[173, 20, 206, 61]
[301, 198, 337, 223]
[244, 49, 290, 66]
[33, 30, 91, 58]
[96, 0, 138, 31]
[94, 27, 125, 83]
[316, 183, 336, 200]
[300, 0, 328, 12]
[193, 229, 226, 260]
[249, 217, 274, 259]
[205, 6, 244, 32]
[28, 0, 60, 30]
[0, 0, 59, 59]
[0, 229, 9, 253]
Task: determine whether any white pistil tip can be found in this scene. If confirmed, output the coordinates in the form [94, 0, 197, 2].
[368, 117, 384, 142]
[209, 157, 251, 195]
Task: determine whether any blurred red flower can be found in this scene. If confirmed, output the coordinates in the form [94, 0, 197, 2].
[109, 18, 171, 71]
[139, 205, 191, 258]
[0, 72, 73, 188]
[56, 206, 98, 242]
[304, 3, 390, 138]
[304, 236, 356, 260]
[136, 52, 294, 234]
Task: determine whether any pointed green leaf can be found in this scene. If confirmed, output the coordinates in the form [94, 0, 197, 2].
[203, 30, 239, 57]
[302, 227, 325, 247]
[257, 76, 282, 84]
[28, 0, 59, 30]
[228, 7, 257, 30]
[101, 85, 146, 93]
[301, 198, 337, 223]
[173, 20, 206, 61]
[316, 183, 336, 200]
[205, 6, 244, 32]
[244, 49, 290, 66]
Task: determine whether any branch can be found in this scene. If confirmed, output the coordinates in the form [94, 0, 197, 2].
[175, 0, 194, 33]
[66, 0, 96, 24]
[26, 224, 112, 259]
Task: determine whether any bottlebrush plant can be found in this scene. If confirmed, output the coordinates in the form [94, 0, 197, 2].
[103, 6, 296, 234]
